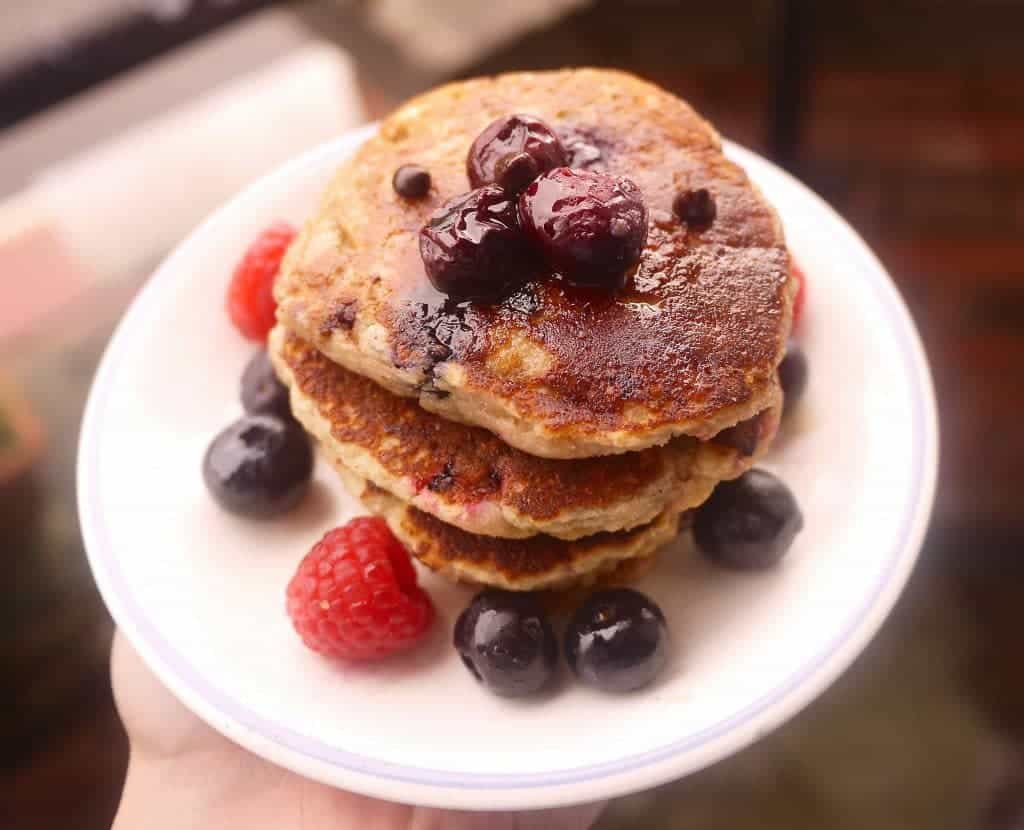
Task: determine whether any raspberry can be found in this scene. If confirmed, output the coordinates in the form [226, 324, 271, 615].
[286, 517, 434, 660]
[226, 222, 296, 342]
[791, 261, 807, 327]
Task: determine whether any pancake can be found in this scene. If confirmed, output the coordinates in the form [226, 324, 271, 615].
[271, 325, 779, 540]
[275, 68, 795, 459]
[336, 465, 684, 591]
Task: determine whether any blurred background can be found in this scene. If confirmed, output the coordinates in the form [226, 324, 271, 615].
[2, 1, 1022, 827]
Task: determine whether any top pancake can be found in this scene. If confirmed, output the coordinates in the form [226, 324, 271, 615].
[275, 68, 794, 458]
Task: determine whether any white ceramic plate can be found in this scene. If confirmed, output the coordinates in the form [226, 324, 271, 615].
[78, 125, 937, 810]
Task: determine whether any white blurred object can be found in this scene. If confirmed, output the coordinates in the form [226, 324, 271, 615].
[13, 44, 364, 282]
[368, 0, 589, 71]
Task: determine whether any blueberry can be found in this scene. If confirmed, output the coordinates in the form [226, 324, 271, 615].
[565, 588, 668, 693]
[393, 164, 431, 199]
[712, 412, 762, 457]
[419, 185, 538, 302]
[694, 469, 803, 569]
[467, 114, 567, 192]
[492, 151, 540, 195]
[241, 350, 291, 419]
[454, 590, 557, 697]
[519, 167, 648, 290]
[203, 414, 313, 518]
[778, 339, 808, 415]
[672, 187, 716, 227]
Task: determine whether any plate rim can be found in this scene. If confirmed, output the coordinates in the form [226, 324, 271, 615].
[77, 125, 938, 810]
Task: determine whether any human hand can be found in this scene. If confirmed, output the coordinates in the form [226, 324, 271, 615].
[111, 632, 605, 829]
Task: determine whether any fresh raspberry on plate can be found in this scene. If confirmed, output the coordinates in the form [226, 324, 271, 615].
[286, 517, 434, 660]
[226, 222, 296, 342]
[791, 261, 807, 327]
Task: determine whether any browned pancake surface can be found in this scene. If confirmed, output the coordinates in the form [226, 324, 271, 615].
[276, 69, 793, 454]
[403, 506, 649, 580]
[352, 479, 683, 590]
[275, 329, 698, 527]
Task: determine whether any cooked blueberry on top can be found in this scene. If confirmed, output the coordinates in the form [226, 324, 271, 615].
[467, 114, 567, 192]
[419, 185, 538, 302]
[519, 167, 648, 290]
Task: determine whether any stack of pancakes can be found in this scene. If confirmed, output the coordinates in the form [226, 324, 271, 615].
[270, 69, 796, 591]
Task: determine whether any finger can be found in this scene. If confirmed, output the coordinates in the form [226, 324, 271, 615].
[111, 630, 230, 759]
[408, 800, 607, 830]
[515, 801, 607, 830]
